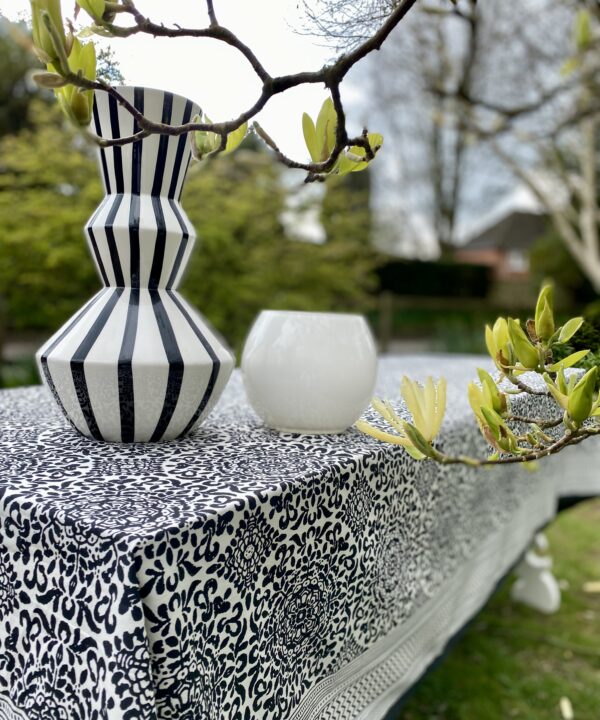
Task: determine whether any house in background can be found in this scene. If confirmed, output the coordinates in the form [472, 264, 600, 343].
[453, 186, 549, 306]
[455, 210, 547, 280]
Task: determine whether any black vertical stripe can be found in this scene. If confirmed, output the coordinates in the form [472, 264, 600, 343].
[88, 228, 110, 287]
[151, 92, 173, 197]
[129, 194, 141, 288]
[131, 87, 144, 196]
[166, 290, 221, 438]
[115, 89, 146, 440]
[166, 199, 189, 289]
[93, 99, 111, 194]
[70, 288, 124, 441]
[179, 154, 193, 202]
[148, 93, 174, 289]
[168, 99, 194, 200]
[117, 288, 140, 442]
[149, 290, 184, 442]
[86, 201, 110, 286]
[105, 194, 125, 287]
[40, 292, 104, 434]
[149, 197, 166, 289]
[128, 89, 144, 288]
[108, 95, 124, 194]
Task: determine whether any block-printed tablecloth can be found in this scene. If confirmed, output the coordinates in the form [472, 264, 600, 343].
[0, 355, 598, 720]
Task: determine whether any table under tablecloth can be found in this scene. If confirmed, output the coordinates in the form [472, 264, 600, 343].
[0, 354, 598, 720]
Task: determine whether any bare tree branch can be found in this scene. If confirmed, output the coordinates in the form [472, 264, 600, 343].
[58, 0, 419, 179]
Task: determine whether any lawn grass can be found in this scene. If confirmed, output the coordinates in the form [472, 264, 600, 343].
[396, 499, 600, 720]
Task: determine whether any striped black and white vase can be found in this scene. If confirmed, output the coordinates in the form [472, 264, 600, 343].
[36, 87, 235, 442]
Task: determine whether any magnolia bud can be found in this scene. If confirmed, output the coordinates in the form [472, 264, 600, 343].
[30, 0, 66, 65]
[55, 38, 97, 127]
[31, 71, 68, 88]
[536, 299, 555, 342]
[567, 367, 598, 424]
[508, 318, 539, 370]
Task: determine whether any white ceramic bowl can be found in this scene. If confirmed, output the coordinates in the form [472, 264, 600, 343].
[241, 310, 377, 434]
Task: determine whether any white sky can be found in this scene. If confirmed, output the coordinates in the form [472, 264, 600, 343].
[0, 0, 362, 159]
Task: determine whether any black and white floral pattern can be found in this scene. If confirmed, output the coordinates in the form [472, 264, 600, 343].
[0, 356, 598, 720]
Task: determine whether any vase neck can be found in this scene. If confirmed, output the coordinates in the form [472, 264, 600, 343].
[92, 87, 200, 200]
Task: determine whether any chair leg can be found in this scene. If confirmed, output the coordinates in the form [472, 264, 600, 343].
[510, 532, 561, 614]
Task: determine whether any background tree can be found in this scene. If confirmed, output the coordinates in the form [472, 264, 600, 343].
[307, 0, 600, 286]
[0, 18, 41, 137]
[0, 100, 102, 335]
[365, 0, 484, 255]
[182, 150, 376, 353]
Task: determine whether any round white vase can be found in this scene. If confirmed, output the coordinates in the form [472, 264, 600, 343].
[241, 310, 378, 434]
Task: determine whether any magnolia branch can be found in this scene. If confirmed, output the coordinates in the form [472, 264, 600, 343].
[437, 427, 599, 467]
[50, 0, 419, 178]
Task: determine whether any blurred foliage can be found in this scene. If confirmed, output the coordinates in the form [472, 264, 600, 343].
[0, 112, 375, 362]
[0, 18, 43, 138]
[530, 227, 597, 305]
[553, 315, 600, 387]
[0, 100, 102, 331]
[96, 46, 124, 84]
[181, 155, 376, 353]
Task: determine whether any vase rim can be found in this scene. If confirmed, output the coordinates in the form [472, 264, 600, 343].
[94, 84, 199, 109]
[258, 309, 367, 321]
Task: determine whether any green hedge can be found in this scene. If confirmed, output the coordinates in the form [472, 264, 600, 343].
[377, 260, 491, 298]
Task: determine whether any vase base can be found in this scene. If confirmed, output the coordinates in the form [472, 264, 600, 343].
[38, 288, 234, 443]
[267, 425, 351, 435]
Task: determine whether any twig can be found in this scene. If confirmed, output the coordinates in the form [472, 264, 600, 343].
[507, 375, 549, 396]
[507, 415, 563, 429]
[206, 0, 218, 27]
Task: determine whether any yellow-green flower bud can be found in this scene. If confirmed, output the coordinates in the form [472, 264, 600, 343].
[30, 0, 66, 65]
[508, 318, 539, 370]
[535, 283, 553, 327]
[192, 113, 247, 161]
[468, 381, 486, 426]
[192, 114, 221, 159]
[54, 38, 96, 126]
[567, 367, 598, 424]
[536, 299, 555, 342]
[477, 368, 507, 415]
[485, 317, 512, 370]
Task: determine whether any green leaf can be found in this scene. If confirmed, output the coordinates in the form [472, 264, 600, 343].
[223, 121, 247, 155]
[302, 112, 319, 163]
[315, 97, 336, 161]
[558, 316, 583, 343]
[401, 421, 436, 459]
[546, 349, 590, 372]
[78, 0, 106, 20]
[481, 406, 502, 438]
